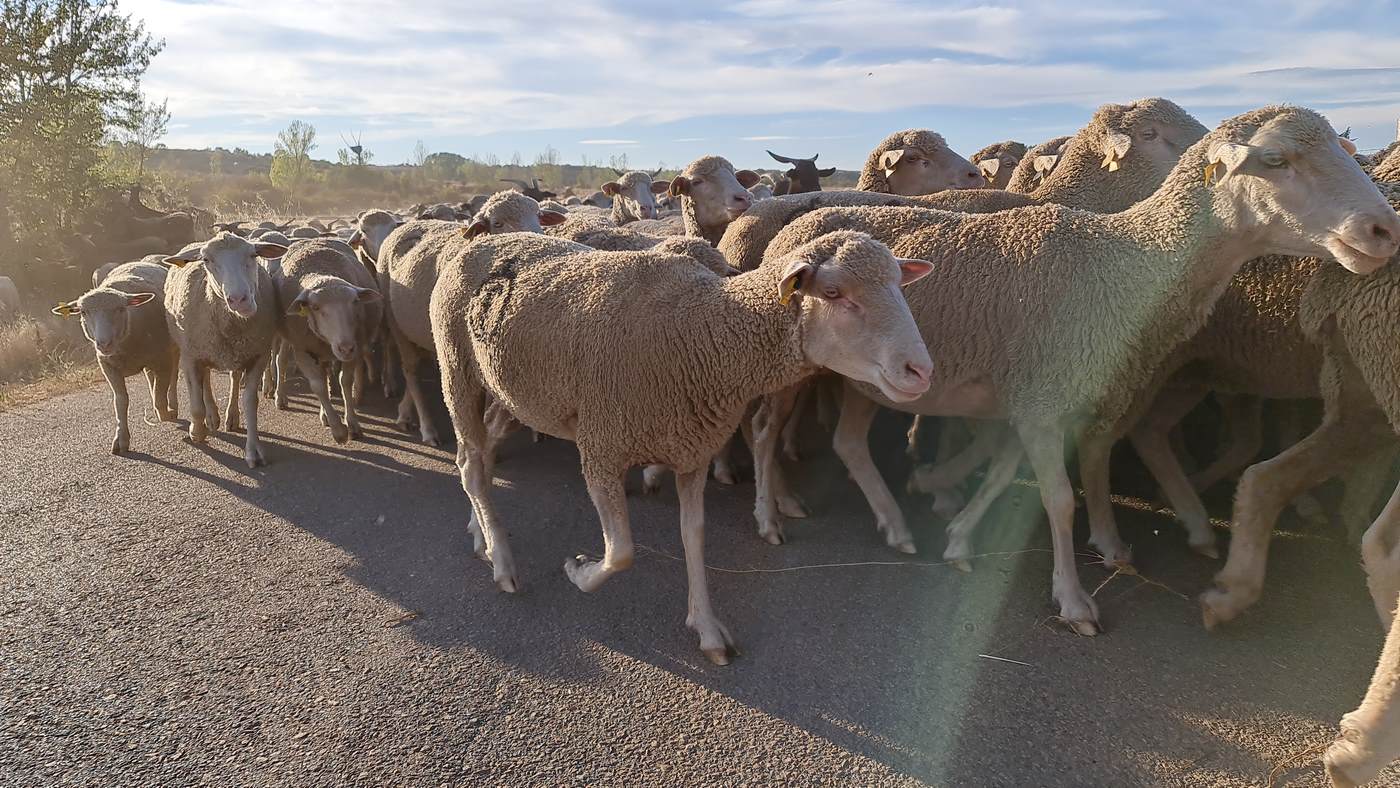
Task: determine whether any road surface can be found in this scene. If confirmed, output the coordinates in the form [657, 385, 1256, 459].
[1, 380, 1394, 786]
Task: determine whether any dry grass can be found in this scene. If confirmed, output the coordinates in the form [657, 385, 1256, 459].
[0, 314, 100, 413]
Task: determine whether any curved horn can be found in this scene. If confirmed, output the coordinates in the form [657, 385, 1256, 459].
[767, 150, 797, 165]
[611, 167, 627, 177]
[651, 166, 663, 178]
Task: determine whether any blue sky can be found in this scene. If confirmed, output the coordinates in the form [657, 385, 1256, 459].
[129, 0, 1400, 169]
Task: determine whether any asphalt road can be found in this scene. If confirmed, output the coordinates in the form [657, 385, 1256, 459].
[2, 378, 1396, 787]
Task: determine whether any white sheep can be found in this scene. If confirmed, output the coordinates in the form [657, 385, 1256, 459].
[163, 232, 288, 468]
[51, 261, 179, 454]
[601, 169, 669, 223]
[759, 106, 1400, 635]
[428, 230, 933, 663]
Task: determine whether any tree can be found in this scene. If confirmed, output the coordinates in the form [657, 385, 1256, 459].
[422, 151, 466, 181]
[336, 146, 373, 166]
[270, 119, 317, 194]
[112, 95, 168, 196]
[0, 0, 164, 257]
[411, 139, 428, 167]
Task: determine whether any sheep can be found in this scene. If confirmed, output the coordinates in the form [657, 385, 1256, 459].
[162, 232, 289, 468]
[92, 261, 121, 288]
[654, 155, 759, 246]
[855, 129, 985, 194]
[271, 239, 383, 443]
[748, 175, 775, 201]
[765, 150, 836, 193]
[378, 192, 565, 445]
[1201, 190, 1400, 629]
[971, 140, 1028, 189]
[1005, 136, 1070, 193]
[1325, 599, 1400, 788]
[287, 226, 323, 239]
[757, 106, 1400, 635]
[417, 203, 461, 222]
[51, 262, 179, 454]
[427, 229, 933, 663]
[601, 168, 669, 223]
[1373, 143, 1400, 182]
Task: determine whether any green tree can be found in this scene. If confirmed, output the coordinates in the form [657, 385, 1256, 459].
[107, 94, 168, 198]
[0, 0, 163, 275]
[422, 151, 465, 181]
[270, 119, 317, 194]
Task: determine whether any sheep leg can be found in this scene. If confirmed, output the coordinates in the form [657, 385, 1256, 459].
[394, 337, 442, 447]
[224, 370, 242, 432]
[100, 361, 131, 456]
[781, 383, 811, 462]
[261, 341, 278, 398]
[165, 349, 180, 421]
[1278, 400, 1328, 524]
[1341, 445, 1400, 546]
[340, 362, 363, 440]
[676, 466, 736, 665]
[1129, 402, 1219, 557]
[201, 372, 219, 433]
[381, 339, 399, 400]
[565, 469, 636, 592]
[1019, 423, 1100, 636]
[833, 384, 914, 553]
[642, 465, 667, 494]
[1362, 476, 1400, 627]
[908, 419, 1000, 517]
[1189, 394, 1263, 493]
[943, 428, 1024, 571]
[151, 355, 177, 422]
[711, 435, 739, 485]
[1077, 432, 1135, 568]
[185, 360, 210, 444]
[1201, 405, 1390, 629]
[241, 358, 267, 468]
[1323, 600, 1400, 788]
[297, 350, 349, 444]
[815, 375, 840, 431]
[274, 342, 293, 409]
[753, 385, 801, 545]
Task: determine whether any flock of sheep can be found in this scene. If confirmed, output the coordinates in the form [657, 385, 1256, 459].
[39, 97, 1400, 785]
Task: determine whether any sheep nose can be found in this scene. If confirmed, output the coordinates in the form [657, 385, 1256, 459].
[733, 194, 752, 208]
[336, 342, 357, 358]
[1370, 220, 1399, 253]
[965, 168, 983, 183]
[905, 360, 932, 387]
[226, 295, 253, 314]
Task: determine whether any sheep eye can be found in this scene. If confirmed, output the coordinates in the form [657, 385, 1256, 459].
[822, 285, 841, 299]
[1141, 129, 1158, 140]
[1262, 152, 1288, 168]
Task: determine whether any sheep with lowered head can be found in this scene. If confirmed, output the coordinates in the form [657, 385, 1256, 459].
[1005, 136, 1070, 192]
[971, 140, 1028, 189]
[163, 232, 288, 467]
[52, 261, 179, 454]
[429, 229, 933, 664]
[377, 191, 565, 445]
[759, 106, 1400, 635]
[271, 239, 383, 443]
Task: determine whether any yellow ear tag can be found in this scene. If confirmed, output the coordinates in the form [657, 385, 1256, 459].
[1203, 161, 1221, 186]
[55, 302, 72, 316]
[1106, 159, 1120, 172]
[778, 276, 799, 305]
[297, 305, 310, 317]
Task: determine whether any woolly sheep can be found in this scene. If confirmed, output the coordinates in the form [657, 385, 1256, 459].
[51, 262, 179, 454]
[427, 230, 933, 663]
[759, 106, 1400, 635]
[1005, 136, 1070, 193]
[271, 239, 384, 443]
[92, 261, 121, 288]
[856, 129, 984, 194]
[970, 140, 1028, 189]
[417, 203, 461, 221]
[662, 155, 760, 246]
[347, 209, 405, 273]
[163, 233, 289, 468]
[601, 169, 669, 223]
[1373, 143, 1400, 182]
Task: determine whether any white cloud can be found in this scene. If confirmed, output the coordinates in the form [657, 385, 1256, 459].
[742, 135, 799, 141]
[578, 139, 640, 145]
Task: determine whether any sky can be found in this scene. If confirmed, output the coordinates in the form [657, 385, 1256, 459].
[127, 0, 1400, 170]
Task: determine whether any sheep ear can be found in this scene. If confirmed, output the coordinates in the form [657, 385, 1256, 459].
[164, 247, 202, 267]
[354, 287, 381, 303]
[539, 210, 567, 227]
[736, 170, 760, 188]
[978, 158, 1001, 178]
[51, 301, 80, 317]
[649, 180, 670, 195]
[1206, 142, 1252, 184]
[462, 220, 489, 240]
[895, 258, 934, 287]
[254, 242, 288, 259]
[777, 260, 813, 305]
[1339, 135, 1358, 156]
[286, 291, 311, 317]
[1101, 132, 1131, 171]
[816, 167, 836, 177]
[668, 175, 691, 198]
[879, 149, 907, 176]
[1033, 154, 1058, 174]
[126, 292, 156, 308]
[601, 182, 621, 196]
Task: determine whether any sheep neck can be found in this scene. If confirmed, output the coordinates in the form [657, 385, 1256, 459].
[682, 196, 726, 246]
[709, 266, 814, 405]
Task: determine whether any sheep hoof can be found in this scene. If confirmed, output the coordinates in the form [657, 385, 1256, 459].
[702, 647, 733, 666]
[495, 574, 519, 593]
[949, 559, 972, 573]
[275, 397, 289, 411]
[423, 434, 445, 448]
[714, 468, 738, 486]
[394, 418, 415, 433]
[331, 425, 350, 445]
[245, 447, 266, 468]
[1066, 618, 1100, 637]
[1190, 541, 1219, 560]
[782, 445, 800, 463]
[1198, 586, 1250, 631]
[112, 433, 129, 455]
[776, 495, 807, 519]
[891, 539, 917, 555]
[759, 524, 785, 546]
